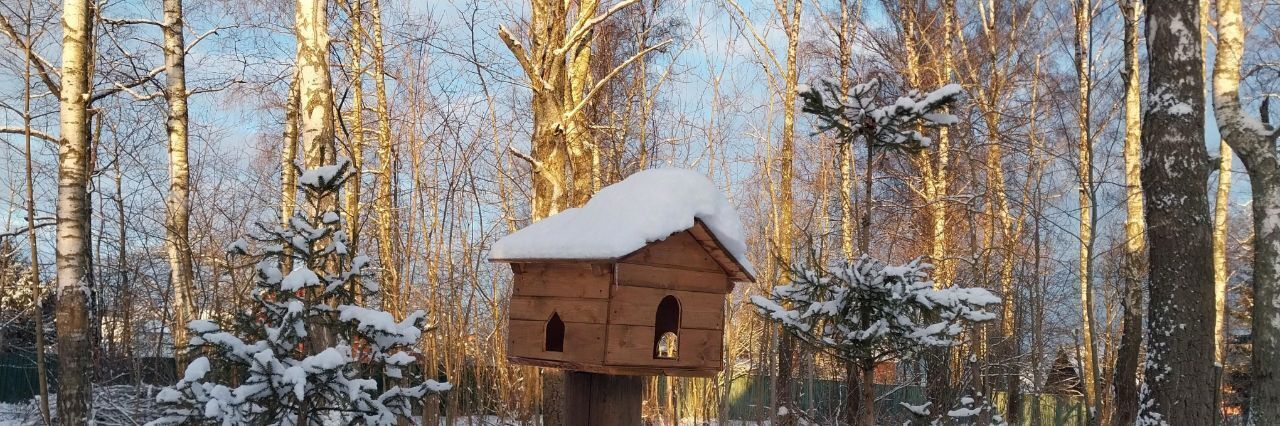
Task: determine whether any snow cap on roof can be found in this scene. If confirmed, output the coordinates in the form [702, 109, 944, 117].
[490, 168, 755, 279]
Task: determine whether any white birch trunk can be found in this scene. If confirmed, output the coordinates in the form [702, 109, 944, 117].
[55, 0, 95, 422]
[162, 0, 196, 372]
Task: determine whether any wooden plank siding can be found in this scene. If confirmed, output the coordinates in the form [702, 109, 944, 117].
[509, 296, 608, 324]
[604, 325, 723, 368]
[618, 231, 723, 273]
[615, 263, 730, 294]
[511, 262, 611, 299]
[501, 226, 741, 376]
[608, 286, 724, 330]
[508, 319, 606, 364]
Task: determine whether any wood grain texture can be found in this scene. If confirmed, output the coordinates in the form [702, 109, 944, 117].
[604, 324, 722, 368]
[619, 231, 723, 272]
[608, 286, 725, 330]
[509, 296, 608, 324]
[508, 356, 721, 378]
[615, 263, 729, 294]
[508, 318, 605, 364]
[564, 372, 643, 426]
[512, 263, 611, 299]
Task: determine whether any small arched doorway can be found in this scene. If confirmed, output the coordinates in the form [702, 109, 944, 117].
[653, 295, 681, 359]
[545, 312, 565, 352]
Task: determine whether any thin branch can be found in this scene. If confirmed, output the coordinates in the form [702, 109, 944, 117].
[0, 218, 55, 239]
[100, 17, 164, 27]
[563, 39, 672, 123]
[0, 13, 60, 96]
[0, 126, 58, 144]
[497, 25, 548, 91]
[507, 146, 543, 175]
[556, 0, 641, 57]
[723, 0, 783, 79]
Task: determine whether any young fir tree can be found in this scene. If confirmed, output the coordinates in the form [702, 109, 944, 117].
[149, 161, 449, 425]
[751, 256, 999, 424]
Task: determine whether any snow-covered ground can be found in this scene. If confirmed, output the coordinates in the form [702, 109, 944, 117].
[0, 407, 794, 426]
[0, 385, 163, 425]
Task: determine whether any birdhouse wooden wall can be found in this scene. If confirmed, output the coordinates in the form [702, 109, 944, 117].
[507, 262, 611, 369]
[504, 229, 733, 377]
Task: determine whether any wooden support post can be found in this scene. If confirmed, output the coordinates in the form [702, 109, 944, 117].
[564, 372, 643, 426]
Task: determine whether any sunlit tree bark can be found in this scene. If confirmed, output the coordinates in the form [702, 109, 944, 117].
[368, 0, 400, 317]
[1212, 0, 1280, 420]
[162, 0, 196, 372]
[1112, 1, 1144, 424]
[54, 0, 95, 422]
[1073, 1, 1101, 420]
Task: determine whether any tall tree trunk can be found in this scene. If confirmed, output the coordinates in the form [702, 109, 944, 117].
[773, 1, 800, 425]
[1213, 141, 1231, 416]
[344, 0, 364, 254]
[1141, 0, 1216, 422]
[1212, 0, 1280, 421]
[22, 26, 51, 422]
[55, 0, 95, 422]
[565, 0, 597, 208]
[501, 2, 570, 423]
[295, 0, 336, 358]
[281, 72, 299, 272]
[932, 0, 954, 288]
[369, 0, 400, 318]
[162, 0, 196, 372]
[835, 2, 863, 424]
[1073, 1, 1102, 421]
[1112, 1, 1144, 424]
[973, 1, 1018, 417]
[295, 0, 336, 171]
[498, 2, 651, 424]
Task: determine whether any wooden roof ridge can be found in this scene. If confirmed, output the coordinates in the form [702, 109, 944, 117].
[685, 219, 756, 284]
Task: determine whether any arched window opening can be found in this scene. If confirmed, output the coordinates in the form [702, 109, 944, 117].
[654, 295, 681, 359]
[545, 312, 565, 352]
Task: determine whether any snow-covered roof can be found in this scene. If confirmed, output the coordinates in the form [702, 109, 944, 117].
[490, 168, 755, 281]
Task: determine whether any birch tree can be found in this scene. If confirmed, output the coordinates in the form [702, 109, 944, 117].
[1072, 1, 1102, 420]
[54, 0, 95, 421]
[368, 0, 400, 317]
[1112, 1, 1143, 424]
[775, 1, 800, 424]
[1140, 0, 1216, 422]
[1212, 0, 1280, 420]
[162, 0, 196, 372]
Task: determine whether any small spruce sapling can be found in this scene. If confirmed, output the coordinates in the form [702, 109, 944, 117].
[149, 161, 449, 425]
[751, 256, 998, 423]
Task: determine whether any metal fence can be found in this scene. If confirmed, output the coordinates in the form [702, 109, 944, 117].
[660, 375, 1086, 425]
[0, 352, 175, 403]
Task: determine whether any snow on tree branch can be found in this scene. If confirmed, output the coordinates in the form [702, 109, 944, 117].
[148, 163, 448, 426]
[798, 78, 962, 152]
[751, 255, 998, 364]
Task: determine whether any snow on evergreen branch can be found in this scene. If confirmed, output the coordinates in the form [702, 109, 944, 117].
[798, 77, 962, 152]
[149, 163, 448, 426]
[751, 255, 998, 364]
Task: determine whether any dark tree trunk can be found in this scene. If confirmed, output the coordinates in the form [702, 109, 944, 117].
[1139, 0, 1217, 423]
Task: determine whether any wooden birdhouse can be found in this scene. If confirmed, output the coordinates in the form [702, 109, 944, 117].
[490, 169, 756, 377]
